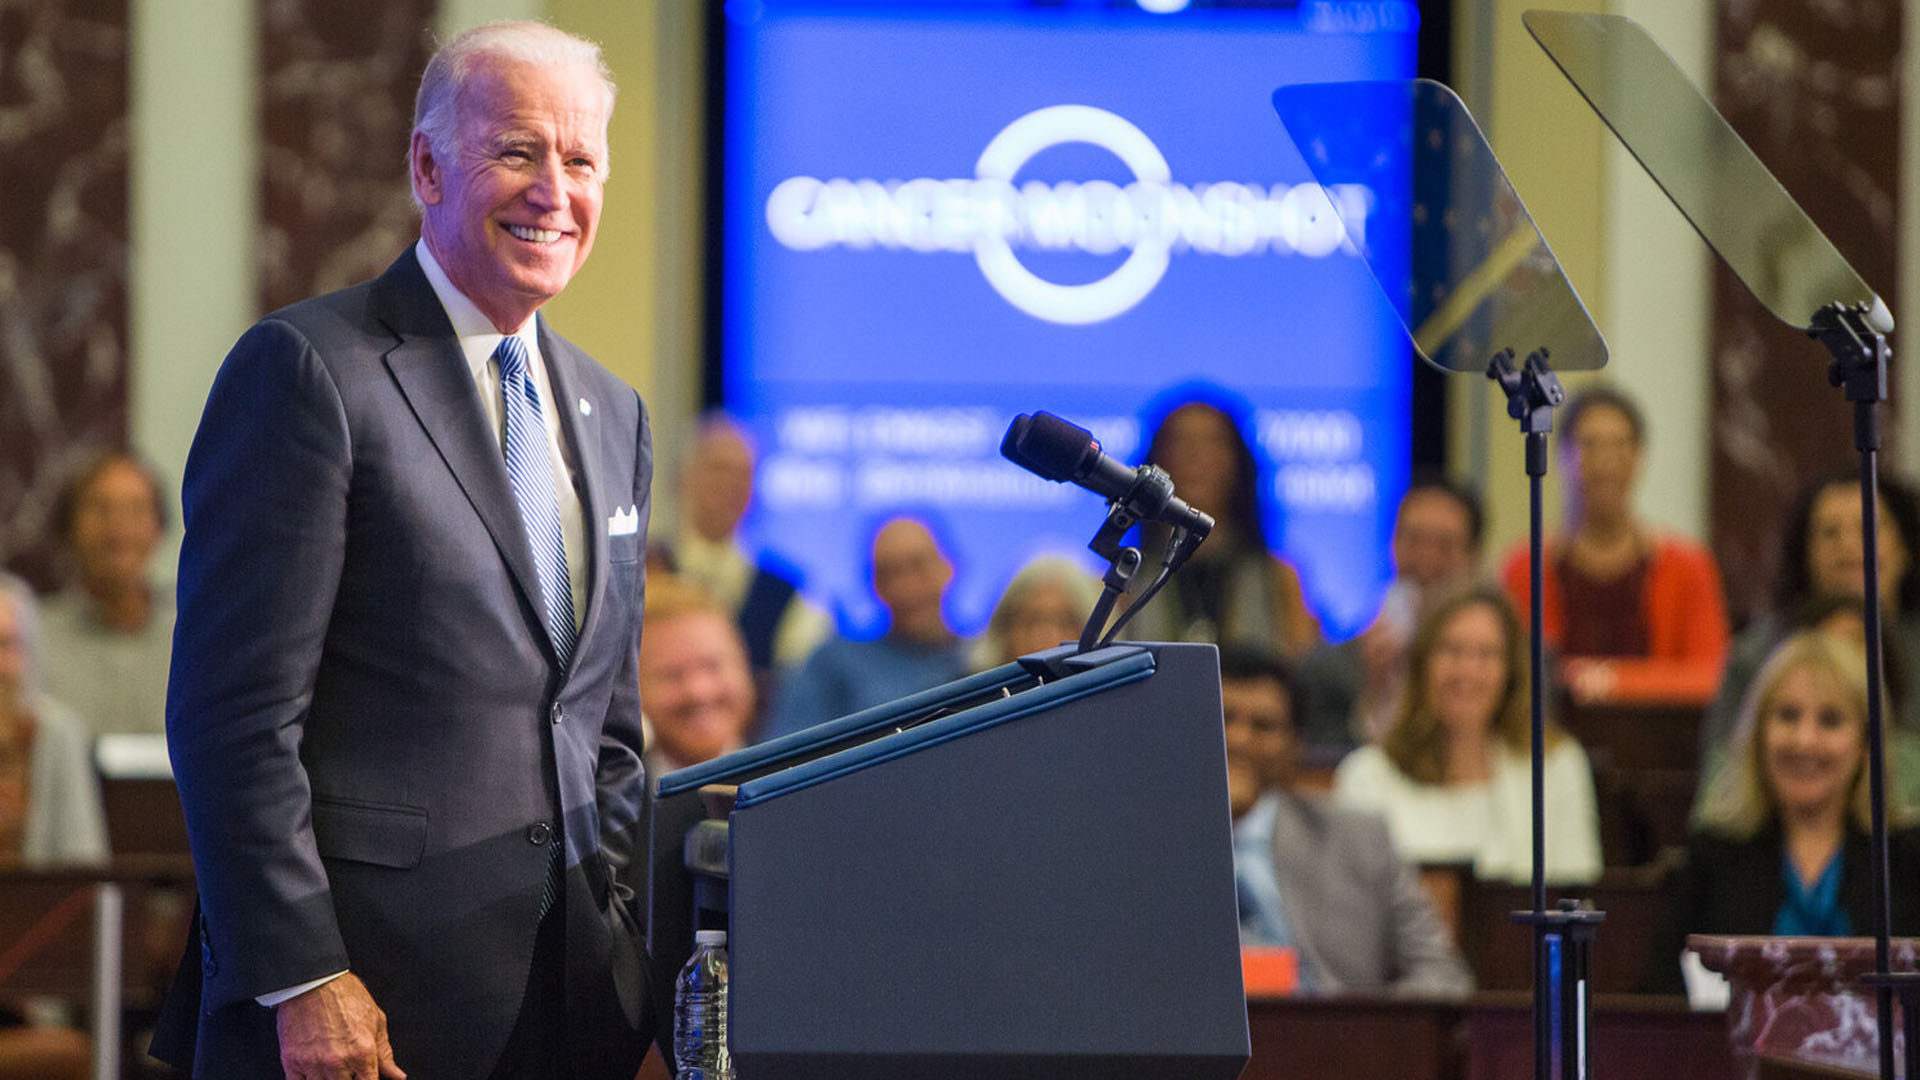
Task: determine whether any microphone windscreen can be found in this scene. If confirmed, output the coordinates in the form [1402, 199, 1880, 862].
[1002, 411, 1095, 482]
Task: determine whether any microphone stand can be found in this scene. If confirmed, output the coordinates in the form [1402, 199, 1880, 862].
[1488, 346, 1604, 1080]
[1079, 505, 1146, 654]
[1074, 464, 1210, 654]
[1812, 301, 1912, 1080]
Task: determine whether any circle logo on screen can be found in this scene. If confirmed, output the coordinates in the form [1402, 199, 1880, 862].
[969, 105, 1172, 325]
[764, 106, 1368, 327]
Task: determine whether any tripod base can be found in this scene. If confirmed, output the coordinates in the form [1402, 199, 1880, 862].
[1514, 903, 1605, 1080]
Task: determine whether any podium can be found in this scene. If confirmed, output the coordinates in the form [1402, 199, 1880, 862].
[650, 641, 1249, 1080]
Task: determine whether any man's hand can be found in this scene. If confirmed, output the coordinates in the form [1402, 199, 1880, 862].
[274, 973, 406, 1080]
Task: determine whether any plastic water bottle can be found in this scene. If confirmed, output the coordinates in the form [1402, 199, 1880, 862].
[674, 929, 735, 1080]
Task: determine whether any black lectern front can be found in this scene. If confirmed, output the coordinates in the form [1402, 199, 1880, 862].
[651, 642, 1248, 1080]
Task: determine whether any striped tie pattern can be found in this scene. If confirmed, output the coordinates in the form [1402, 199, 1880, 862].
[496, 336, 577, 667]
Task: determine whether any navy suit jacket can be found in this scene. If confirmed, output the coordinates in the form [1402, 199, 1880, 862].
[154, 250, 657, 1079]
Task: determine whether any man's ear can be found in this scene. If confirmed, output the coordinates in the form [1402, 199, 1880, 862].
[410, 131, 444, 207]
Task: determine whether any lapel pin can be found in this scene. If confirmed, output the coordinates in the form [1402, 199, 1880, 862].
[579, 398, 592, 416]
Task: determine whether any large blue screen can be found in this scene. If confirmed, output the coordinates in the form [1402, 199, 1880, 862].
[723, 0, 1418, 640]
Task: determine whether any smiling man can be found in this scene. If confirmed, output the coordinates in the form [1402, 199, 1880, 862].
[638, 577, 756, 777]
[154, 22, 657, 1080]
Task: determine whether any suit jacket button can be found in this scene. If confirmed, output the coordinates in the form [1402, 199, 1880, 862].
[550, 703, 564, 726]
[527, 822, 552, 846]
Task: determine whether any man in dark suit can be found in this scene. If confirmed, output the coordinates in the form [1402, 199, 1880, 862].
[154, 21, 655, 1080]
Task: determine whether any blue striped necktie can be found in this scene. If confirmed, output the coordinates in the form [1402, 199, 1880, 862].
[495, 335, 577, 668]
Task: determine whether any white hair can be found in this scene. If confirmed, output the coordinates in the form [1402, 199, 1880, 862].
[972, 555, 1104, 670]
[408, 20, 617, 209]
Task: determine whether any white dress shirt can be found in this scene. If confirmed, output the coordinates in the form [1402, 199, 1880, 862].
[416, 239, 587, 629]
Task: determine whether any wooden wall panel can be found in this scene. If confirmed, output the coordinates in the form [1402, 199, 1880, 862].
[258, 0, 436, 314]
[1709, 0, 1902, 622]
[0, 1, 130, 590]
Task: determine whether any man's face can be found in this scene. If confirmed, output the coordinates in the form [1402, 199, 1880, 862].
[682, 425, 755, 543]
[414, 58, 609, 331]
[638, 610, 755, 768]
[71, 459, 163, 592]
[1392, 489, 1475, 591]
[1222, 675, 1295, 817]
[871, 520, 953, 644]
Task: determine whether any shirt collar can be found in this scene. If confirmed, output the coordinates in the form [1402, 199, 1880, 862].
[1233, 789, 1282, 852]
[414, 238, 541, 373]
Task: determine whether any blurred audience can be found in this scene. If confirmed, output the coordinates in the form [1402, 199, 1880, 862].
[638, 576, 757, 778]
[36, 452, 174, 737]
[0, 583, 108, 865]
[1698, 591, 1920, 816]
[652, 414, 830, 698]
[1703, 470, 1920, 754]
[1498, 386, 1728, 704]
[1127, 399, 1320, 656]
[765, 517, 972, 740]
[1648, 630, 1920, 994]
[1223, 645, 1472, 996]
[972, 556, 1102, 669]
[0, 581, 99, 1079]
[1299, 473, 1484, 751]
[1332, 585, 1601, 884]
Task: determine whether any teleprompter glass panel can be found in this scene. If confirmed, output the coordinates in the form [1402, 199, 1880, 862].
[1272, 78, 1606, 373]
[1524, 9, 1889, 333]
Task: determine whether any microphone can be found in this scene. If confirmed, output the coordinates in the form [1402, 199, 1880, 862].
[1001, 412, 1215, 539]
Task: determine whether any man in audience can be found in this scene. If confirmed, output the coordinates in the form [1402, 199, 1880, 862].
[654, 414, 829, 699]
[1224, 644, 1472, 996]
[638, 577, 757, 779]
[1298, 473, 1483, 749]
[765, 516, 972, 740]
[36, 452, 174, 737]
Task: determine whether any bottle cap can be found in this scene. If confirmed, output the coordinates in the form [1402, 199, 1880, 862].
[694, 929, 728, 945]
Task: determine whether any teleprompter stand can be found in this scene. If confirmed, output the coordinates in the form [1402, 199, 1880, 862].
[1815, 301, 1912, 1080]
[1525, 12, 1912, 1076]
[1491, 347, 1605, 1080]
[1274, 76, 1613, 1080]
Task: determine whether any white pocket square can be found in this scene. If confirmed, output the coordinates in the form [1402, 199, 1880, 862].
[607, 505, 639, 537]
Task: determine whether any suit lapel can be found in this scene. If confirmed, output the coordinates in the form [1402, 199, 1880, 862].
[372, 251, 550, 652]
[539, 317, 608, 672]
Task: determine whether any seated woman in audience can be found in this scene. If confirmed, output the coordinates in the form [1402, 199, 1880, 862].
[37, 451, 175, 736]
[1499, 386, 1729, 703]
[1698, 592, 1920, 815]
[1703, 470, 1920, 754]
[1332, 585, 1602, 884]
[1649, 629, 1920, 995]
[972, 556, 1103, 670]
[1126, 396, 1320, 656]
[0, 584, 108, 866]
[0, 584, 97, 1080]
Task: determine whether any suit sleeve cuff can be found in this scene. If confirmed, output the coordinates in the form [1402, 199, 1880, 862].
[257, 970, 349, 1008]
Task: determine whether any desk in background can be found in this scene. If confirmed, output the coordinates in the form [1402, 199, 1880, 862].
[1245, 992, 1732, 1080]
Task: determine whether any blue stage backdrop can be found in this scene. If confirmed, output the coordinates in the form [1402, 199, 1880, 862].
[722, 0, 1418, 641]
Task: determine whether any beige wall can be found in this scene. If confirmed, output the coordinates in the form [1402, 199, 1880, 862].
[1449, 0, 1716, 565]
[129, 0, 257, 582]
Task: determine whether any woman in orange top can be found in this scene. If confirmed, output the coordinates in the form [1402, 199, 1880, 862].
[1498, 386, 1729, 704]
